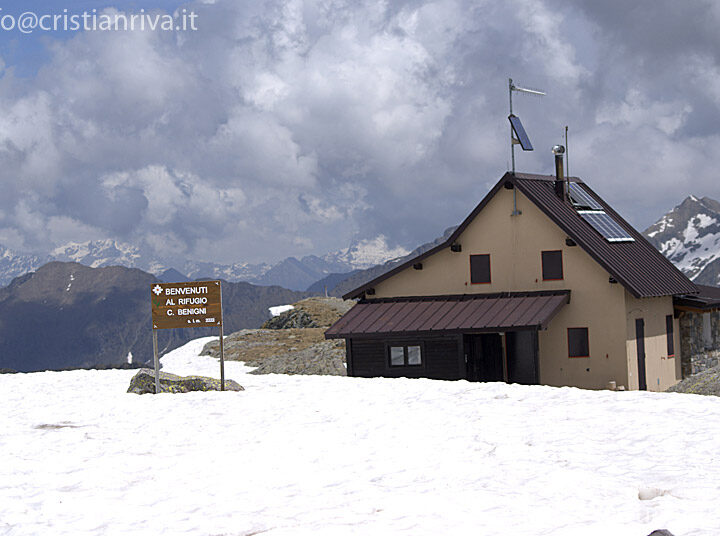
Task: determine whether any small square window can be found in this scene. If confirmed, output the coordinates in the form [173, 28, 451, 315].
[568, 327, 589, 358]
[390, 346, 405, 366]
[470, 254, 491, 284]
[407, 346, 422, 365]
[542, 250, 563, 280]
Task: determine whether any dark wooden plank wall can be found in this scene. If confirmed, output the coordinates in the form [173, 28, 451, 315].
[349, 337, 464, 380]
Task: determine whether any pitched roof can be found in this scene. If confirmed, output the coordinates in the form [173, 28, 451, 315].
[344, 172, 697, 299]
[325, 290, 570, 339]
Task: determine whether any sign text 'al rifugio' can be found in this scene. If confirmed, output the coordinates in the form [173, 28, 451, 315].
[151, 281, 223, 330]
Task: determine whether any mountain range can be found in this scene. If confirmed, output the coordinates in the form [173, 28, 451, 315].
[643, 195, 720, 285]
[0, 262, 310, 373]
[0, 235, 409, 291]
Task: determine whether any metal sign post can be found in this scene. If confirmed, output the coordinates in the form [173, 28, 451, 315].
[219, 281, 225, 391]
[150, 280, 225, 394]
[152, 329, 160, 394]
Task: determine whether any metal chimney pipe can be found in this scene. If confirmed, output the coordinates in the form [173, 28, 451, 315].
[552, 145, 565, 200]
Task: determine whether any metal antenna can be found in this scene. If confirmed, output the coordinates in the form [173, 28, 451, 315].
[508, 78, 546, 174]
[565, 125, 569, 178]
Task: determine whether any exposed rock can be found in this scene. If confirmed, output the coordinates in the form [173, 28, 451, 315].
[249, 341, 347, 376]
[262, 308, 318, 329]
[127, 368, 244, 395]
[262, 297, 355, 329]
[667, 364, 720, 396]
[201, 328, 346, 373]
[0, 368, 17, 374]
[647, 531, 674, 536]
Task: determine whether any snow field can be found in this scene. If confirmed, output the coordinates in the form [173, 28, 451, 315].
[1, 338, 720, 535]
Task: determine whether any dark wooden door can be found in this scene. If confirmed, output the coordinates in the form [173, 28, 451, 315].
[635, 318, 647, 391]
[466, 334, 504, 382]
[506, 330, 539, 384]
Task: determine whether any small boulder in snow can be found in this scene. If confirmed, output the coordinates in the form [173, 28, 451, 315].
[127, 369, 244, 395]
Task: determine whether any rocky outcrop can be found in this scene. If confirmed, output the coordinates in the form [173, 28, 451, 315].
[127, 368, 244, 394]
[249, 341, 346, 376]
[262, 297, 354, 329]
[262, 308, 318, 329]
[667, 364, 720, 396]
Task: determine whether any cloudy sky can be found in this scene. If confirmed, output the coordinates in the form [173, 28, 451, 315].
[0, 0, 718, 265]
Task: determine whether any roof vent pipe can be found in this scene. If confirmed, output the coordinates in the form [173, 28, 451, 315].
[552, 145, 565, 200]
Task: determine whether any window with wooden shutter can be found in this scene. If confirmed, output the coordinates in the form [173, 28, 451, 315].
[542, 250, 563, 280]
[568, 327, 589, 358]
[666, 315, 675, 357]
[470, 254, 491, 284]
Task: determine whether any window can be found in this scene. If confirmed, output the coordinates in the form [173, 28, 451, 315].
[542, 250, 563, 280]
[666, 315, 674, 357]
[568, 328, 589, 358]
[389, 345, 423, 367]
[470, 254, 491, 284]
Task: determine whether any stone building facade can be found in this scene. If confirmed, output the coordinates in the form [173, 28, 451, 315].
[678, 310, 720, 377]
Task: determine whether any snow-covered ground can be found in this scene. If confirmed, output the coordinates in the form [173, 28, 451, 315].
[2, 339, 720, 536]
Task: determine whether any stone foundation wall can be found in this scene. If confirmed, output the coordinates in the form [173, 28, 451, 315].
[679, 311, 720, 377]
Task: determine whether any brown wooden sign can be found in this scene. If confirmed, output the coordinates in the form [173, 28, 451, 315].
[151, 281, 222, 330]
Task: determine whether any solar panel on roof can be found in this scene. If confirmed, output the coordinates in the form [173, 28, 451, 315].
[508, 114, 533, 151]
[568, 182, 603, 210]
[579, 211, 635, 242]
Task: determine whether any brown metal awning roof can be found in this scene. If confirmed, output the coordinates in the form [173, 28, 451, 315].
[674, 284, 720, 312]
[325, 290, 570, 339]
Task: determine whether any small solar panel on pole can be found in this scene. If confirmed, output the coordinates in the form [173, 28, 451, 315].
[508, 78, 545, 174]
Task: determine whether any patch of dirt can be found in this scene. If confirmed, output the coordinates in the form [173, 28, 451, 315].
[291, 297, 354, 327]
[201, 328, 345, 366]
[200, 297, 353, 374]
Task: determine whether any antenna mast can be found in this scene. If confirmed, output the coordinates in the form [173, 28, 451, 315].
[565, 125, 569, 178]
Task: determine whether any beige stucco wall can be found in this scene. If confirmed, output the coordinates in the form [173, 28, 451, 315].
[373, 185, 635, 390]
[625, 292, 681, 391]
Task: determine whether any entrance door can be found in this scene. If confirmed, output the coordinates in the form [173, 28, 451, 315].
[506, 330, 539, 384]
[466, 334, 504, 382]
[635, 318, 647, 391]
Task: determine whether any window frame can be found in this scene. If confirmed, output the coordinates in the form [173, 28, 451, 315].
[541, 250, 564, 281]
[567, 327, 590, 358]
[469, 254, 491, 285]
[665, 314, 675, 357]
[387, 343, 424, 368]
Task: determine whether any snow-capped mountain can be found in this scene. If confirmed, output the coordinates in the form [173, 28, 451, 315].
[322, 235, 410, 270]
[0, 235, 409, 290]
[0, 246, 50, 286]
[51, 239, 144, 269]
[643, 195, 720, 284]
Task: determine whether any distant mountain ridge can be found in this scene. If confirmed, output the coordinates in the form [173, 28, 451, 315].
[0, 235, 409, 291]
[643, 195, 720, 285]
[0, 261, 309, 372]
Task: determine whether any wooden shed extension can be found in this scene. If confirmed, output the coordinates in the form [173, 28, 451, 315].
[326, 290, 570, 339]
